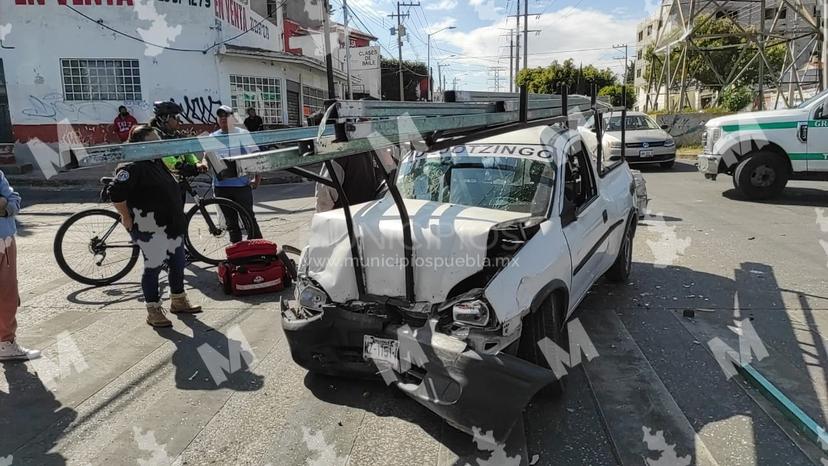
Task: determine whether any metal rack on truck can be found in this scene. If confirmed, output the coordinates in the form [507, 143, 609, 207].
[61, 85, 627, 303]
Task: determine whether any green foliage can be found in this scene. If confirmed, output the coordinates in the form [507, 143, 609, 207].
[515, 59, 617, 95]
[381, 57, 429, 101]
[720, 86, 753, 112]
[598, 84, 636, 109]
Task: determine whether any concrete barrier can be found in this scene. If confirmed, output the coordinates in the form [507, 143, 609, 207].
[654, 112, 731, 147]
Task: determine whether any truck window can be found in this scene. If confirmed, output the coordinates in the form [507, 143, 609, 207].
[563, 145, 598, 214]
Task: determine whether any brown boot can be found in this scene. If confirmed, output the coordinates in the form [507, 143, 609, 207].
[169, 292, 203, 314]
[146, 302, 172, 328]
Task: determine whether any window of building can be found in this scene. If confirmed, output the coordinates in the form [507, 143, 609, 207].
[638, 31, 643, 41]
[637, 50, 643, 60]
[60, 59, 141, 101]
[229, 75, 282, 125]
[658, 20, 663, 29]
[637, 68, 642, 78]
[302, 85, 326, 116]
[647, 25, 652, 36]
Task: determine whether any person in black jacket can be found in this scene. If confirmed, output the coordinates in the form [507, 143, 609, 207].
[108, 125, 202, 328]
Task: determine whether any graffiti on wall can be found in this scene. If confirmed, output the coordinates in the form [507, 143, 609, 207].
[21, 93, 151, 121]
[170, 96, 222, 125]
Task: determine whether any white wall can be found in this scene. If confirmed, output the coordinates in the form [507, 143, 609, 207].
[0, 0, 283, 128]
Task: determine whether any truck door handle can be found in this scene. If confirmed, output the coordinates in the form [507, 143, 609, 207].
[602, 210, 608, 223]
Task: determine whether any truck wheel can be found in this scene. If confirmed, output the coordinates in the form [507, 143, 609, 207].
[606, 220, 634, 282]
[734, 152, 789, 200]
[517, 295, 567, 397]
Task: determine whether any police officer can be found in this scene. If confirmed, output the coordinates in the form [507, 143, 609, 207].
[109, 125, 202, 328]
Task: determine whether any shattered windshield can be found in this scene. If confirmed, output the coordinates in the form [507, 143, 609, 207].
[396, 147, 556, 216]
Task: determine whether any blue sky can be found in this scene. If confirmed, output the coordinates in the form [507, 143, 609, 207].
[332, 0, 655, 92]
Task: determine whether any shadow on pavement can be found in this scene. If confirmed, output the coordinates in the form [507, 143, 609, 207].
[65, 282, 144, 306]
[722, 186, 828, 206]
[0, 363, 77, 465]
[154, 315, 264, 392]
[635, 161, 698, 173]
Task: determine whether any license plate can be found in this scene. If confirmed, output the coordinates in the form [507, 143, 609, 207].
[639, 149, 654, 158]
[363, 336, 399, 372]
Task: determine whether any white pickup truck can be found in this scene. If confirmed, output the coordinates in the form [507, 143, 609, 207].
[280, 124, 642, 440]
[698, 89, 828, 199]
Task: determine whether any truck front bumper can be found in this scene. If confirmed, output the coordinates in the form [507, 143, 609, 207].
[697, 153, 722, 179]
[281, 302, 555, 441]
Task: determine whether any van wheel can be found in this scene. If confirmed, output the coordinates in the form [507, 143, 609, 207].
[606, 220, 634, 282]
[734, 152, 789, 200]
[517, 295, 567, 397]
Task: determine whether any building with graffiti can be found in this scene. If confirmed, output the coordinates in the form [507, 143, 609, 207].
[0, 0, 379, 166]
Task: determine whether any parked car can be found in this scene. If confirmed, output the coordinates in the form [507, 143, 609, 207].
[698, 89, 828, 200]
[280, 124, 642, 440]
[579, 111, 676, 169]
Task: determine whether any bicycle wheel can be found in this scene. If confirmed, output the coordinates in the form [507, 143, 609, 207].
[54, 209, 140, 286]
[184, 198, 255, 265]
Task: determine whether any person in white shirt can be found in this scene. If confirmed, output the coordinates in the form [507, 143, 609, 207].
[199, 105, 262, 241]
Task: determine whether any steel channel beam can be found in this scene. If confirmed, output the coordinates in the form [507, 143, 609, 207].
[336, 101, 499, 118]
[75, 126, 333, 168]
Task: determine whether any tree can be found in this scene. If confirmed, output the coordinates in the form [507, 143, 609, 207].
[720, 86, 752, 112]
[381, 58, 430, 101]
[515, 59, 617, 95]
[599, 84, 636, 109]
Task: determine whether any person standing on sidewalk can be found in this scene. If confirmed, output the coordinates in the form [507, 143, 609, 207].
[199, 105, 262, 242]
[0, 170, 40, 361]
[113, 106, 139, 143]
[108, 125, 202, 328]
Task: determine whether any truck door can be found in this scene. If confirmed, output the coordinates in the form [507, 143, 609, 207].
[808, 99, 828, 172]
[561, 144, 606, 305]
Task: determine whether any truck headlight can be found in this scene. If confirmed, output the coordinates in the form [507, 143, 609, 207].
[664, 138, 675, 147]
[453, 300, 491, 327]
[298, 283, 327, 311]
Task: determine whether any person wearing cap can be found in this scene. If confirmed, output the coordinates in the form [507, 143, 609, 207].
[113, 105, 138, 143]
[198, 105, 262, 241]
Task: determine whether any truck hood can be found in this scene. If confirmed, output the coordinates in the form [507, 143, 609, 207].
[301, 196, 529, 304]
[707, 108, 807, 128]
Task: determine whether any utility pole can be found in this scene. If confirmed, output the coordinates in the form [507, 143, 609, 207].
[437, 63, 450, 96]
[343, 0, 353, 99]
[499, 29, 515, 92]
[515, 1, 520, 81]
[523, 0, 528, 70]
[321, 0, 336, 98]
[758, 0, 765, 109]
[452, 76, 460, 90]
[488, 67, 506, 92]
[613, 43, 629, 109]
[389, 1, 419, 101]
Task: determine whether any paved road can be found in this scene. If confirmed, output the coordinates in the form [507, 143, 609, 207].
[2, 162, 827, 465]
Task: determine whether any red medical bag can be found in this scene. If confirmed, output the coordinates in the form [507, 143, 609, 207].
[217, 239, 289, 296]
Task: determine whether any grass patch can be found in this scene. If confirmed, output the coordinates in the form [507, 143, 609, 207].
[677, 145, 702, 159]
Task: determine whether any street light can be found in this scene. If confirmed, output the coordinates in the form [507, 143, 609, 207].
[428, 26, 456, 101]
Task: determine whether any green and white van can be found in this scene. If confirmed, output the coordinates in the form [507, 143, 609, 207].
[697, 89, 828, 200]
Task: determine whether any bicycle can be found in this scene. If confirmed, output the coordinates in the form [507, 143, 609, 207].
[53, 168, 258, 286]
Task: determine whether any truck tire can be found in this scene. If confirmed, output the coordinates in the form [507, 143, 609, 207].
[734, 152, 789, 200]
[517, 295, 567, 397]
[606, 219, 634, 282]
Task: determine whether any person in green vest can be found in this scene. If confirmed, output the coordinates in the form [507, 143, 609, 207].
[149, 101, 201, 172]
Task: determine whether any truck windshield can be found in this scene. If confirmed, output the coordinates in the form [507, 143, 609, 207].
[396, 150, 556, 216]
[604, 114, 660, 131]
